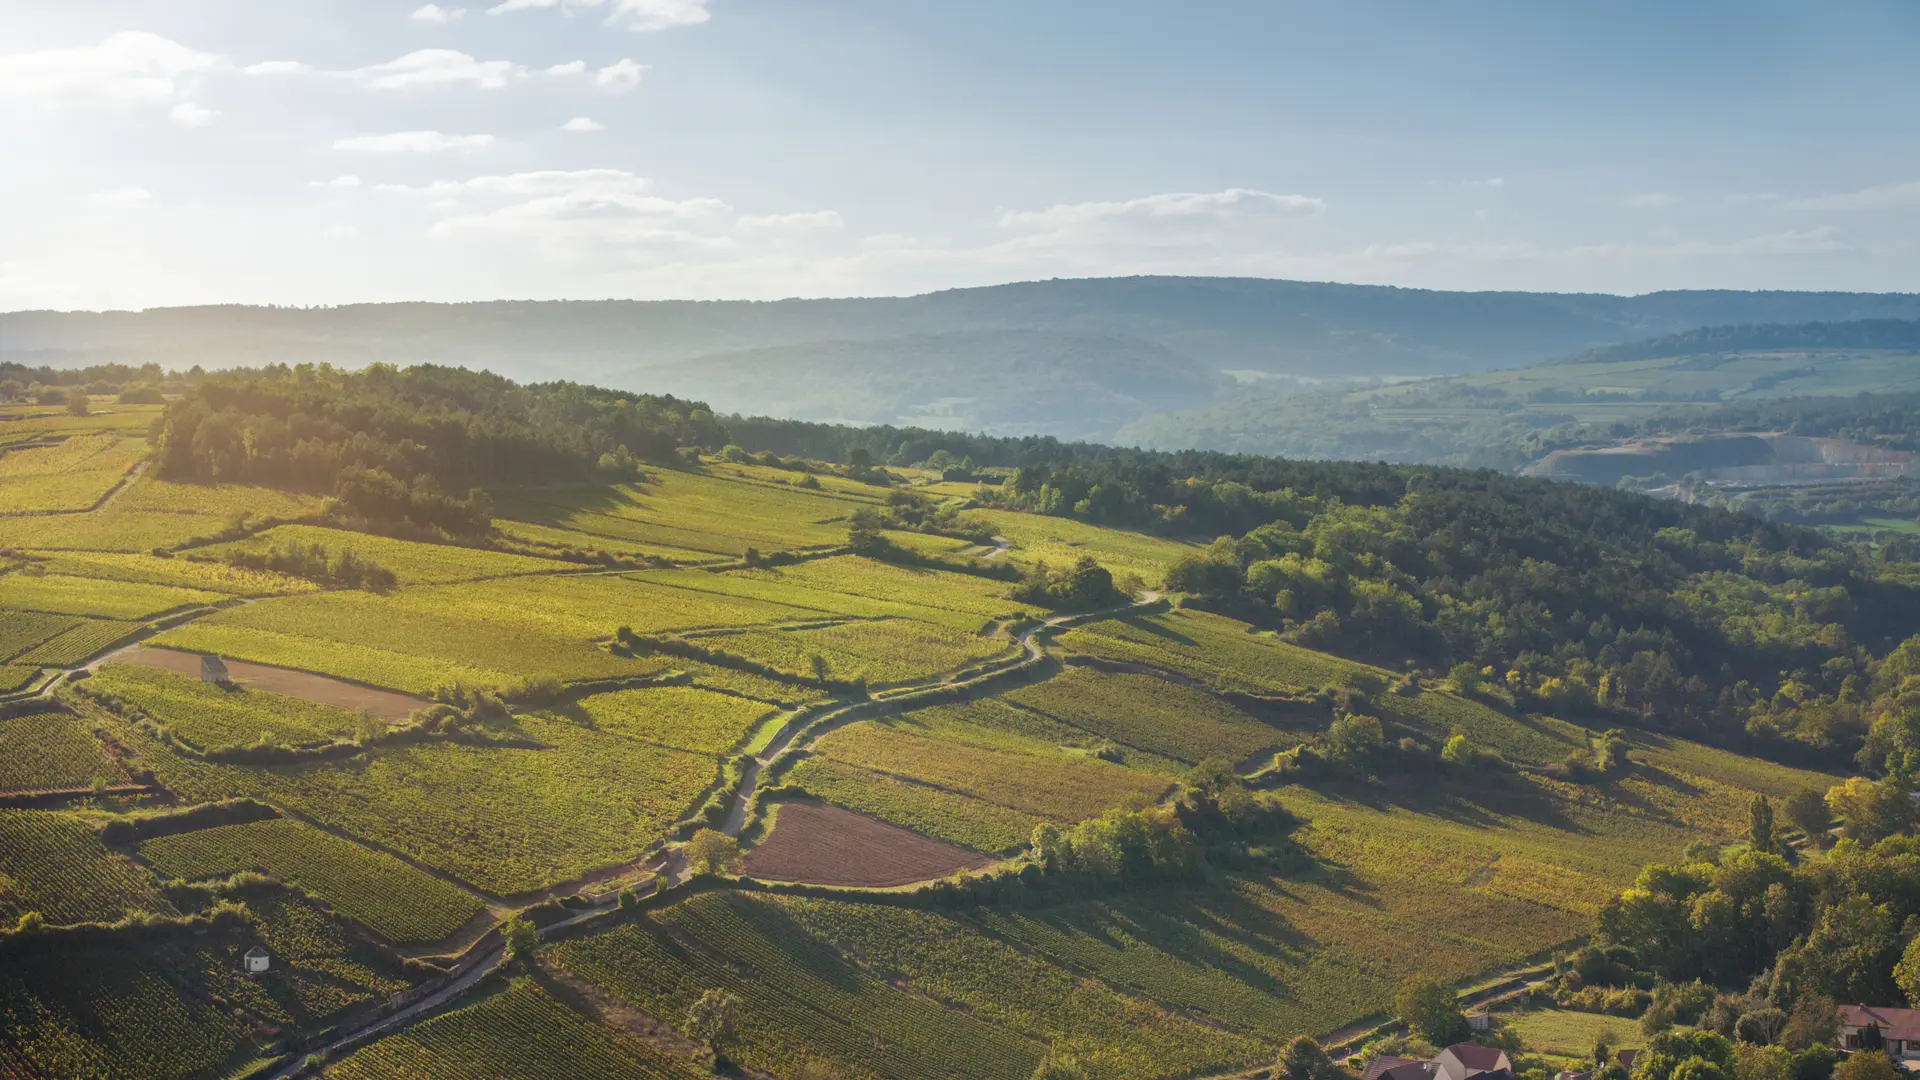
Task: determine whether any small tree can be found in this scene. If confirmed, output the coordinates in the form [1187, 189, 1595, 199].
[66, 392, 90, 417]
[1447, 662, 1483, 696]
[502, 914, 538, 960]
[683, 988, 743, 1059]
[1749, 794, 1776, 854]
[684, 829, 742, 876]
[1441, 734, 1476, 767]
[1784, 787, 1832, 846]
[1278, 1035, 1342, 1080]
[1835, 1052, 1900, 1080]
[1395, 977, 1469, 1046]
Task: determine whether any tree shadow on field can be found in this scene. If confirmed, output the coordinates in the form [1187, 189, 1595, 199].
[982, 885, 1314, 1002]
[1300, 770, 1584, 836]
[494, 478, 654, 524]
[1104, 612, 1199, 648]
[722, 894, 868, 996]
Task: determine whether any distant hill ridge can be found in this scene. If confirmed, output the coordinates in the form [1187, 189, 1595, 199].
[1562, 317, 1920, 366]
[8, 277, 1920, 381]
[9, 277, 1920, 443]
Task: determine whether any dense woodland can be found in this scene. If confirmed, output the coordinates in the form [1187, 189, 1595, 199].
[1567, 791, 1920, 1080]
[151, 364, 725, 533]
[994, 456, 1918, 765]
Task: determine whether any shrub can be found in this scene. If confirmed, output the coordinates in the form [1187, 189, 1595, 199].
[684, 829, 742, 876]
[503, 914, 539, 959]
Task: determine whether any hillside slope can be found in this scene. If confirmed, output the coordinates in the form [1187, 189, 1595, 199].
[0, 369, 1910, 1080]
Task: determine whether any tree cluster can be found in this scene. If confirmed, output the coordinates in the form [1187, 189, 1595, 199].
[203, 540, 397, 590]
[152, 364, 725, 533]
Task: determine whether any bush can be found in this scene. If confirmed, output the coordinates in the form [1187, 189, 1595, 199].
[502, 914, 539, 959]
[684, 829, 742, 876]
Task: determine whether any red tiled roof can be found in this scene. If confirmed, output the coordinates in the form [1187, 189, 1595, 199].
[1841, 1005, 1920, 1043]
[1362, 1057, 1417, 1080]
[1444, 1044, 1513, 1073]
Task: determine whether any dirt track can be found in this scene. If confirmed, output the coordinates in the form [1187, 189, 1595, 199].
[115, 645, 426, 720]
[742, 801, 989, 887]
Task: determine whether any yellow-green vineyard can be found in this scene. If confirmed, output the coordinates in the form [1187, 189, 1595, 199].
[0, 379, 1884, 1080]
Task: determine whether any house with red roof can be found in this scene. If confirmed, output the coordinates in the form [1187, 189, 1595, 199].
[1363, 1044, 1513, 1080]
[1839, 1005, 1920, 1063]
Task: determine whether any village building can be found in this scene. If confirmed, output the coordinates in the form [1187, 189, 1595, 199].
[200, 654, 231, 685]
[243, 945, 270, 974]
[1364, 1044, 1514, 1080]
[1838, 1005, 1920, 1063]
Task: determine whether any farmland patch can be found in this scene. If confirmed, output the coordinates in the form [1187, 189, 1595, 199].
[744, 800, 990, 887]
[137, 818, 484, 943]
[0, 711, 122, 793]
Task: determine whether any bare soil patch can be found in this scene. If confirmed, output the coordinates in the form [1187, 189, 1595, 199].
[116, 645, 426, 720]
[743, 800, 989, 887]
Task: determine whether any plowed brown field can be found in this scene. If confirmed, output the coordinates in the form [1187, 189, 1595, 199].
[743, 800, 990, 887]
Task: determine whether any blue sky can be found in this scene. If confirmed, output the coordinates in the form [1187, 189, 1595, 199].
[2, 1, 1916, 309]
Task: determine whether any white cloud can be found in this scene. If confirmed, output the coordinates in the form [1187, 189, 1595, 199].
[333, 131, 496, 153]
[89, 187, 152, 203]
[736, 211, 845, 234]
[308, 175, 364, 188]
[561, 117, 606, 132]
[346, 49, 525, 89]
[243, 60, 313, 76]
[410, 4, 467, 22]
[0, 32, 220, 106]
[594, 59, 648, 90]
[1789, 181, 1920, 212]
[999, 188, 1325, 231]
[1627, 192, 1681, 209]
[486, 0, 712, 32]
[545, 61, 588, 77]
[247, 50, 530, 90]
[374, 169, 854, 270]
[169, 102, 220, 126]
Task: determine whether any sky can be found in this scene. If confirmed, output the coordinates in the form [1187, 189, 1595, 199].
[2, 1, 1918, 310]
